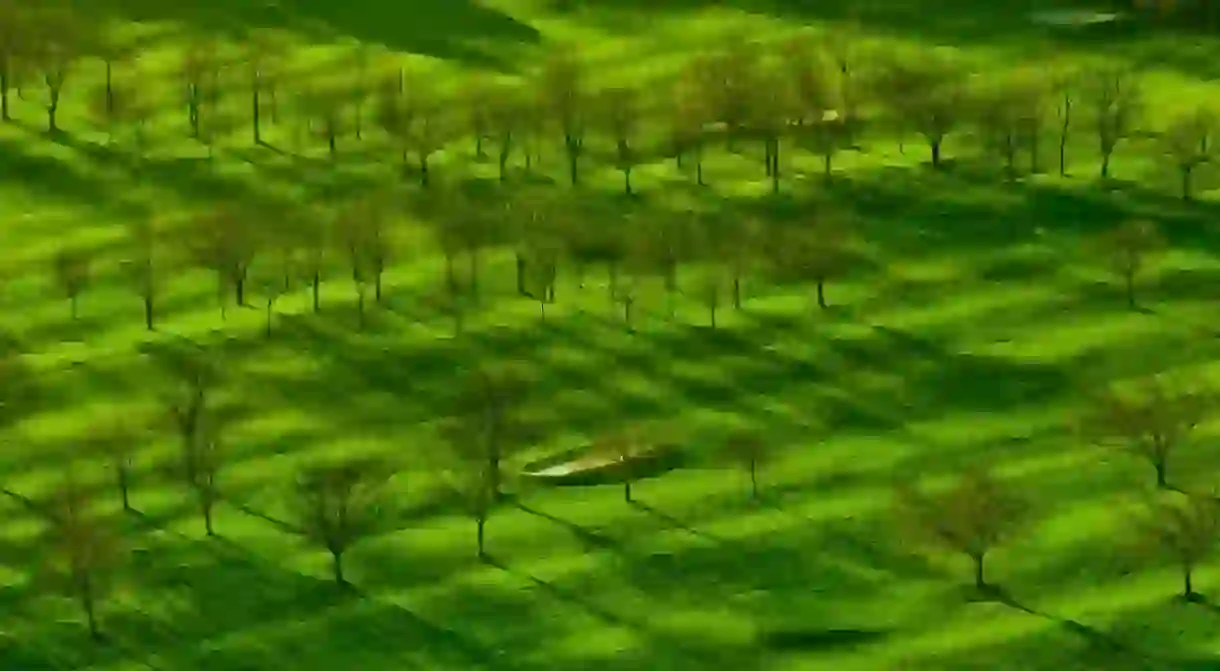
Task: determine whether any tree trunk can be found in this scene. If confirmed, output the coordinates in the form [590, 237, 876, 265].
[312, 274, 321, 313]
[235, 276, 246, 306]
[816, 280, 827, 309]
[374, 271, 383, 304]
[1154, 458, 1168, 488]
[476, 517, 486, 558]
[419, 157, 429, 187]
[1182, 167, 1193, 201]
[733, 276, 742, 309]
[117, 464, 131, 511]
[143, 295, 154, 330]
[771, 138, 781, 194]
[356, 289, 365, 330]
[1183, 564, 1194, 598]
[331, 549, 346, 585]
[79, 570, 101, 640]
[201, 490, 215, 536]
[48, 95, 59, 133]
[624, 479, 632, 503]
[973, 553, 987, 589]
[0, 69, 8, 121]
[623, 167, 632, 195]
[1059, 101, 1070, 176]
[252, 86, 261, 145]
[515, 254, 526, 295]
[265, 298, 273, 337]
[930, 140, 941, 168]
[498, 133, 511, 182]
[1100, 150, 1111, 179]
[824, 153, 832, 180]
[567, 136, 580, 186]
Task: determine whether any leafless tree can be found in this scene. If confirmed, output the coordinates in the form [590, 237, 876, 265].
[1160, 105, 1218, 200]
[37, 475, 122, 640]
[1085, 66, 1142, 179]
[1098, 219, 1164, 310]
[538, 47, 588, 186]
[1135, 492, 1220, 599]
[52, 247, 89, 319]
[1079, 376, 1208, 489]
[294, 458, 391, 585]
[894, 468, 1030, 590]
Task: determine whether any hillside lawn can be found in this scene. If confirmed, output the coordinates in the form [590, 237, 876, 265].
[3, 0, 1220, 669]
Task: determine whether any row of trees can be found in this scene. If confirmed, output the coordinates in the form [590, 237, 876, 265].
[2, 2, 1218, 199]
[21, 348, 1220, 641]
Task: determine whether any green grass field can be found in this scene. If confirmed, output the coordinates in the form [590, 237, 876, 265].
[4, 0, 1220, 669]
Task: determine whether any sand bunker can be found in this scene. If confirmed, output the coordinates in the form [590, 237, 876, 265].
[521, 444, 684, 486]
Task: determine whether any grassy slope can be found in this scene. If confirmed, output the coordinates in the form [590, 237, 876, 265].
[2, 0, 1220, 670]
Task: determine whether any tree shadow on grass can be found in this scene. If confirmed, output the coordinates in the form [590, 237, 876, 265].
[515, 502, 623, 553]
[87, 0, 541, 69]
[758, 627, 888, 652]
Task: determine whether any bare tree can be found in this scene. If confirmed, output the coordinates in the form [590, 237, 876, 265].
[697, 272, 724, 328]
[166, 349, 216, 490]
[722, 429, 767, 499]
[300, 87, 349, 159]
[1050, 64, 1080, 177]
[613, 279, 638, 331]
[698, 37, 759, 152]
[597, 85, 643, 195]
[631, 213, 694, 318]
[487, 80, 526, 182]
[89, 20, 138, 128]
[447, 459, 493, 559]
[37, 475, 121, 640]
[750, 64, 799, 193]
[29, 9, 80, 134]
[1099, 219, 1164, 310]
[1135, 493, 1220, 599]
[339, 196, 393, 304]
[253, 248, 293, 337]
[244, 29, 289, 145]
[0, 0, 33, 122]
[121, 219, 162, 330]
[538, 47, 588, 186]
[668, 63, 713, 185]
[898, 54, 970, 169]
[197, 85, 244, 161]
[87, 417, 148, 513]
[188, 204, 260, 308]
[769, 217, 853, 310]
[294, 458, 390, 585]
[894, 468, 1029, 590]
[1079, 377, 1208, 489]
[180, 38, 220, 139]
[183, 417, 224, 537]
[52, 247, 89, 319]
[410, 96, 454, 187]
[461, 74, 495, 159]
[1086, 66, 1142, 179]
[1160, 105, 1218, 200]
[449, 364, 533, 500]
[88, 76, 153, 152]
